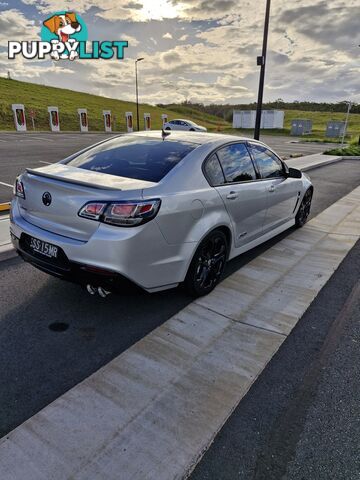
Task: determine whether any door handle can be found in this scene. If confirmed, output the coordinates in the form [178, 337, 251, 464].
[268, 185, 276, 193]
[226, 191, 238, 200]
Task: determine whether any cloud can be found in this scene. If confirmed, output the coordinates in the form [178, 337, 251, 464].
[2, 0, 357, 105]
[126, 34, 140, 46]
[0, 9, 39, 45]
[161, 51, 181, 64]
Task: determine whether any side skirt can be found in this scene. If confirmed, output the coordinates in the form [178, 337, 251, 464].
[228, 219, 296, 260]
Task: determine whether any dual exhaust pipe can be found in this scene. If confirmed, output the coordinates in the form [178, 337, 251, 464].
[86, 284, 111, 298]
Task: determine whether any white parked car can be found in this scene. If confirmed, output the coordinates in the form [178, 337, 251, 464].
[163, 119, 207, 132]
[11, 131, 313, 297]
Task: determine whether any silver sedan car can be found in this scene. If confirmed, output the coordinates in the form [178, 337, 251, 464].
[163, 119, 207, 132]
[10, 131, 313, 297]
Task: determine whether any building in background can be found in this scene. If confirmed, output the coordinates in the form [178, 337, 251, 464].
[233, 110, 284, 129]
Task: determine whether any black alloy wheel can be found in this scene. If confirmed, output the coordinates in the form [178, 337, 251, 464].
[295, 188, 313, 227]
[185, 230, 228, 297]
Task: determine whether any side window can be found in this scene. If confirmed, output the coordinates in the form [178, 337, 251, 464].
[204, 154, 225, 185]
[249, 144, 285, 179]
[216, 143, 257, 183]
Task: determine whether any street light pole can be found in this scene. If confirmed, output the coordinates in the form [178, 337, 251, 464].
[135, 57, 144, 131]
[341, 101, 352, 147]
[254, 0, 271, 140]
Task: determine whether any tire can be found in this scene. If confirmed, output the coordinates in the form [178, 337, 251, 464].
[189, 128, 195, 131]
[295, 188, 313, 227]
[184, 230, 228, 297]
[165, 127, 171, 130]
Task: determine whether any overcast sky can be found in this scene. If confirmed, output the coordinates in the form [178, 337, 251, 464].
[0, 0, 359, 105]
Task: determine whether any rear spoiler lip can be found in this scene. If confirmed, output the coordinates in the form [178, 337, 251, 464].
[25, 168, 122, 190]
[25, 168, 157, 192]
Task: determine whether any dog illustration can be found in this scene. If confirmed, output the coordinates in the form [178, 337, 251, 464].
[43, 12, 81, 61]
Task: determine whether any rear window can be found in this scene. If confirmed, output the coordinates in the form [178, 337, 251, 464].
[66, 136, 197, 183]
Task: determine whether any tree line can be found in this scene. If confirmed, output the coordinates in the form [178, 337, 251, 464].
[157, 99, 359, 122]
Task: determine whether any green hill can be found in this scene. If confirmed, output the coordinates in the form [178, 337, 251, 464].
[1, 77, 358, 138]
[0, 77, 230, 132]
[157, 103, 230, 129]
[162, 103, 360, 138]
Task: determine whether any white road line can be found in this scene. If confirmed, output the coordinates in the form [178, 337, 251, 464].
[38, 161, 52, 165]
[0, 185, 358, 480]
[29, 137, 55, 142]
[0, 181, 12, 188]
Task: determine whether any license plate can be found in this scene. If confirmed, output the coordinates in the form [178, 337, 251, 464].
[29, 236, 59, 259]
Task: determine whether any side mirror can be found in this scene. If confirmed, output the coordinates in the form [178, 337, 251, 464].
[287, 167, 302, 179]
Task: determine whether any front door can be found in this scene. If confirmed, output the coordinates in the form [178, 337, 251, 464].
[248, 143, 301, 232]
[205, 143, 268, 248]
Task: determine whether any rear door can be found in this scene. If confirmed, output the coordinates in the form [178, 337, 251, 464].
[248, 143, 301, 232]
[174, 120, 183, 130]
[205, 143, 268, 248]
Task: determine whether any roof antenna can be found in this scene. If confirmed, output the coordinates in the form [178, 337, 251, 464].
[161, 128, 171, 141]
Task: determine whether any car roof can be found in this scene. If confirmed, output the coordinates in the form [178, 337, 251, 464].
[127, 130, 258, 147]
[170, 119, 195, 123]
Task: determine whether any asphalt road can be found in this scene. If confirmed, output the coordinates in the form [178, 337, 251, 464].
[0, 132, 335, 204]
[0, 160, 359, 444]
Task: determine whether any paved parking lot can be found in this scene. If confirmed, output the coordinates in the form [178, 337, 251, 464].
[0, 161, 359, 477]
[0, 132, 335, 204]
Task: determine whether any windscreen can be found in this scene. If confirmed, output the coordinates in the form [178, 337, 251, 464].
[66, 136, 197, 183]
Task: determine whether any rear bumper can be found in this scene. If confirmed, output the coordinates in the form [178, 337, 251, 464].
[10, 201, 197, 292]
[11, 232, 137, 291]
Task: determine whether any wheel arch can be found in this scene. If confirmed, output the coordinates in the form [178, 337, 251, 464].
[213, 225, 232, 257]
[185, 224, 233, 278]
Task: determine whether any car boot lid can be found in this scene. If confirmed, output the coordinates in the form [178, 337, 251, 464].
[26, 164, 156, 191]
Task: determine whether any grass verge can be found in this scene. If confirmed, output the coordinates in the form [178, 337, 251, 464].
[324, 144, 360, 156]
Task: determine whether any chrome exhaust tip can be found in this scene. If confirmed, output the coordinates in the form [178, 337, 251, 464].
[86, 284, 97, 295]
[86, 284, 111, 297]
[97, 286, 111, 298]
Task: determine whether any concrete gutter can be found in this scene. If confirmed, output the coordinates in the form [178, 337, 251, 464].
[338, 156, 360, 160]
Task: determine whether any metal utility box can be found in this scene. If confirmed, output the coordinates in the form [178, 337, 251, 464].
[326, 121, 345, 138]
[291, 119, 312, 136]
[232, 110, 284, 129]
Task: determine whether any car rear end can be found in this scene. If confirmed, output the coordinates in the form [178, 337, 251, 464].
[10, 134, 200, 292]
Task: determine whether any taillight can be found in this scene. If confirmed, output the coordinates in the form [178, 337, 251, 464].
[14, 177, 25, 199]
[78, 199, 161, 227]
[78, 202, 107, 220]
